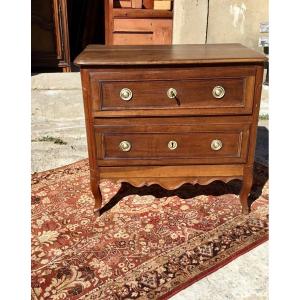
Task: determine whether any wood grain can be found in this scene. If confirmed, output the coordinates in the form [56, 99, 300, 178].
[94, 118, 250, 166]
[113, 18, 172, 45]
[74, 44, 266, 66]
[53, 0, 71, 72]
[101, 78, 249, 110]
[112, 8, 173, 18]
[99, 165, 244, 177]
[89, 65, 256, 116]
[80, 69, 102, 211]
[106, 177, 243, 190]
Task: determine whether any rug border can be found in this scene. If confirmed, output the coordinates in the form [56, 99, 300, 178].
[158, 235, 268, 300]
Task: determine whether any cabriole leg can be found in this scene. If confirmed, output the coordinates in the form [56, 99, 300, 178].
[240, 166, 253, 214]
[90, 176, 102, 216]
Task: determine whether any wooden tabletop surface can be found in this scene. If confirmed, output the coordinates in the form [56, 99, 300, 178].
[74, 44, 266, 66]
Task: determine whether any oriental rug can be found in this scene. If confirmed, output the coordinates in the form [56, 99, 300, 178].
[31, 159, 268, 300]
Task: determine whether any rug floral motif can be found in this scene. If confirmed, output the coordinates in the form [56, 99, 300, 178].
[31, 159, 268, 300]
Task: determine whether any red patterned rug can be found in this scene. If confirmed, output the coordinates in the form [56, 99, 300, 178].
[31, 159, 268, 300]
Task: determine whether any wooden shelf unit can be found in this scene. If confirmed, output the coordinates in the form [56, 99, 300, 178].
[105, 0, 174, 45]
[112, 8, 173, 18]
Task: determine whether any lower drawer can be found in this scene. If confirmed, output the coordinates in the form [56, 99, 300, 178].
[94, 117, 251, 166]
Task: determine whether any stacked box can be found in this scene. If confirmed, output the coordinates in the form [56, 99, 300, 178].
[154, 0, 172, 10]
[117, 0, 132, 8]
[132, 0, 143, 8]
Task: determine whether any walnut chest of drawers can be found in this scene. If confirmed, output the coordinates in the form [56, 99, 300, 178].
[74, 44, 265, 215]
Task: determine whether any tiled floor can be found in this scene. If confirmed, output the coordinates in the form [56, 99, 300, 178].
[31, 73, 268, 299]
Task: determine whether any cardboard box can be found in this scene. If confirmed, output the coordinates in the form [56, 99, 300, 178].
[132, 0, 143, 8]
[154, 0, 172, 10]
[117, 0, 132, 8]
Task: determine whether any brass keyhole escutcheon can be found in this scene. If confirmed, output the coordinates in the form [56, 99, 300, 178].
[120, 88, 133, 101]
[168, 140, 178, 150]
[212, 86, 225, 99]
[119, 140, 131, 152]
[211, 139, 223, 151]
[167, 88, 177, 99]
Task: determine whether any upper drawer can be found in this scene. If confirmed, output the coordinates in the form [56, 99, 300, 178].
[88, 66, 257, 116]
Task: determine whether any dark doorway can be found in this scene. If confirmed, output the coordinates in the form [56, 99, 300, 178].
[31, 0, 105, 73]
[68, 0, 105, 66]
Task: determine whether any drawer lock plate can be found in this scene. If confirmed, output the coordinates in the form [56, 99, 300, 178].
[168, 140, 178, 150]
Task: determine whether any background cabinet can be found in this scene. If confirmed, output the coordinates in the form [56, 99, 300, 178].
[105, 0, 173, 45]
[31, 0, 60, 72]
[31, 0, 173, 72]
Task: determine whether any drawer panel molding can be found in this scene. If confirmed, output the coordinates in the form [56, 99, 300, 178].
[89, 66, 256, 116]
[95, 118, 250, 166]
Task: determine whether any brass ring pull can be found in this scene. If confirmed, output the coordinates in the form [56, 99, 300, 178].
[168, 140, 178, 150]
[212, 86, 225, 99]
[211, 139, 223, 151]
[120, 88, 133, 101]
[167, 88, 177, 99]
[119, 140, 131, 152]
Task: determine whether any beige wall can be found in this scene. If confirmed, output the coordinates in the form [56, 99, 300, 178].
[173, 0, 208, 44]
[207, 0, 268, 52]
[173, 0, 268, 52]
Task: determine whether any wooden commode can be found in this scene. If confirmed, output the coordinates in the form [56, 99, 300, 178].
[74, 44, 266, 215]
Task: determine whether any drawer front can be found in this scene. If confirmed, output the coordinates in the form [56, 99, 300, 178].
[113, 33, 154, 45]
[94, 117, 250, 166]
[114, 18, 172, 33]
[89, 66, 256, 116]
[102, 78, 245, 109]
[113, 19, 172, 45]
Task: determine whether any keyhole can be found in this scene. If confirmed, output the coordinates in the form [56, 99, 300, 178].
[168, 140, 178, 150]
